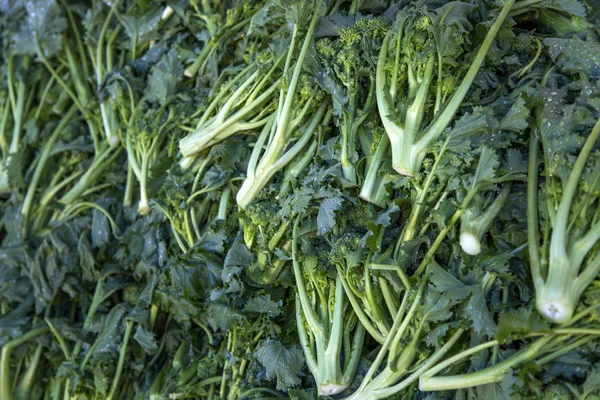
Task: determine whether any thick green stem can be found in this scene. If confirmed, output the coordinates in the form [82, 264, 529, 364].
[236, 2, 323, 208]
[460, 185, 511, 255]
[236, 104, 327, 209]
[528, 130, 543, 286]
[59, 144, 121, 204]
[538, 116, 600, 323]
[15, 344, 43, 400]
[292, 217, 324, 335]
[359, 133, 389, 206]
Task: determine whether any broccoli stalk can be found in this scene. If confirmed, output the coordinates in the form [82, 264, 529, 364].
[376, 0, 516, 176]
[20, 106, 77, 230]
[31, 2, 124, 205]
[314, 19, 386, 184]
[0, 55, 31, 195]
[236, 0, 327, 209]
[0, 327, 50, 400]
[343, 276, 473, 400]
[126, 105, 175, 215]
[359, 133, 394, 206]
[529, 117, 600, 323]
[292, 217, 366, 396]
[278, 139, 318, 198]
[419, 326, 600, 391]
[179, 59, 282, 159]
[460, 185, 511, 255]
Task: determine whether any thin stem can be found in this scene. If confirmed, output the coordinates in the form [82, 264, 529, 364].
[106, 319, 134, 400]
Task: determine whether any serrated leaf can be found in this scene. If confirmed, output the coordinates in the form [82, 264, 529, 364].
[133, 324, 158, 353]
[465, 289, 496, 338]
[244, 294, 282, 317]
[317, 196, 344, 236]
[499, 97, 529, 132]
[255, 340, 304, 390]
[472, 147, 499, 187]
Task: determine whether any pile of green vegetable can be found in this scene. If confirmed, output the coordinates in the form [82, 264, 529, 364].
[1, 0, 600, 399]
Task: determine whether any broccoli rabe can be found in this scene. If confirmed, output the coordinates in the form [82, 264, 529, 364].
[315, 17, 388, 184]
[241, 194, 293, 285]
[236, 0, 328, 208]
[529, 85, 600, 323]
[179, 53, 282, 160]
[542, 383, 572, 400]
[292, 216, 365, 396]
[376, 1, 516, 176]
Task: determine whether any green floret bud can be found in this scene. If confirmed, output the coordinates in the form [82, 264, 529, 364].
[242, 194, 282, 249]
[354, 17, 388, 39]
[414, 15, 431, 31]
[338, 27, 361, 47]
[316, 38, 336, 57]
[298, 75, 317, 103]
[346, 202, 376, 232]
[329, 231, 365, 271]
[542, 383, 571, 400]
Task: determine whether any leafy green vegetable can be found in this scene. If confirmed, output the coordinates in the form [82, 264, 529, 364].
[2, 1, 600, 400]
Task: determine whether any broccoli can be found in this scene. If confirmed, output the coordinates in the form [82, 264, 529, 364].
[542, 383, 572, 400]
[315, 17, 388, 184]
[529, 87, 600, 322]
[292, 216, 366, 396]
[236, 1, 329, 209]
[376, 1, 516, 176]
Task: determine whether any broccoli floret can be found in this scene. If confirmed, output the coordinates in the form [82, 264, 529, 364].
[241, 193, 282, 249]
[329, 231, 364, 270]
[292, 218, 365, 396]
[345, 202, 377, 232]
[542, 383, 572, 400]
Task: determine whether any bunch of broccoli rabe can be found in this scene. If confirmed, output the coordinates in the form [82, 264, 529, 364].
[1, 0, 600, 399]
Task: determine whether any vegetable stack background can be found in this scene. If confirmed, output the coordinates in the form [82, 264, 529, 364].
[1, 0, 600, 399]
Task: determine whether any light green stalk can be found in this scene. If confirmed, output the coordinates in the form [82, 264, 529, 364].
[236, 1, 325, 208]
[1, 327, 50, 400]
[376, 0, 516, 176]
[292, 217, 365, 395]
[531, 116, 600, 323]
[179, 60, 282, 157]
[460, 185, 511, 255]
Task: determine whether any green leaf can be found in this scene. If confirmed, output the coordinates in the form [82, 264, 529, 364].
[472, 147, 499, 187]
[499, 97, 529, 132]
[465, 289, 496, 338]
[255, 340, 304, 390]
[317, 196, 344, 236]
[544, 36, 600, 76]
[91, 209, 110, 249]
[206, 302, 245, 332]
[133, 324, 158, 354]
[244, 294, 282, 317]
[583, 367, 600, 396]
[496, 307, 550, 342]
